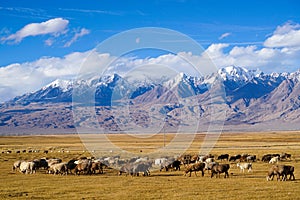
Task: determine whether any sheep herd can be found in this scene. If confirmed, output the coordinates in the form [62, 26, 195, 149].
[10, 152, 295, 181]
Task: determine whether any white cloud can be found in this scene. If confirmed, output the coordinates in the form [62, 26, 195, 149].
[264, 22, 300, 48]
[229, 45, 257, 56]
[0, 51, 90, 102]
[204, 42, 300, 72]
[2, 18, 69, 43]
[205, 43, 229, 59]
[105, 51, 218, 78]
[218, 32, 231, 40]
[64, 28, 90, 47]
[273, 22, 300, 35]
[204, 22, 300, 72]
[0, 63, 47, 101]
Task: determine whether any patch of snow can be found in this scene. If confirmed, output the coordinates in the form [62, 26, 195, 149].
[43, 79, 73, 92]
[218, 66, 260, 82]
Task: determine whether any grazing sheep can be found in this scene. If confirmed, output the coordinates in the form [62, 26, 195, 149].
[119, 163, 133, 176]
[262, 154, 272, 162]
[74, 159, 93, 175]
[237, 163, 252, 173]
[48, 162, 68, 175]
[19, 161, 36, 174]
[229, 155, 241, 162]
[204, 161, 218, 174]
[66, 159, 77, 174]
[91, 161, 104, 174]
[267, 165, 285, 181]
[184, 162, 205, 177]
[133, 162, 152, 176]
[246, 155, 256, 162]
[269, 156, 279, 164]
[217, 154, 229, 161]
[285, 154, 292, 160]
[47, 158, 62, 166]
[12, 160, 22, 171]
[164, 160, 181, 172]
[280, 153, 292, 160]
[119, 162, 152, 176]
[33, 158, 48, 170]
[211, 164, 230, 178]
[267, 165, 295, 181]
[285, 165, 295, 181]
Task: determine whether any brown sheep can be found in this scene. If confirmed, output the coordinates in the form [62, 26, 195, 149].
[211, 163, 230, 178]
[74, 159, 92, 175]
[267, 165, 295, 181]
[286, 165, 295, 180]
[184, 162, 205, 177]
[267, 165, 285, 181]
[91, 161, 104, 174]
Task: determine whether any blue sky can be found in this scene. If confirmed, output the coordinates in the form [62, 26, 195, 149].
[0, 0, 300, 101]
[1, 0, 299, 65]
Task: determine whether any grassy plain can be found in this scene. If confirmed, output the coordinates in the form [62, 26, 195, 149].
[0, 131, 299, 200]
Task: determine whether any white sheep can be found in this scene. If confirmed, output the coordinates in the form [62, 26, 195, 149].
[19, 161, 36, 174]
[269, 156, 279, 164]
[237, 163, 252, 173]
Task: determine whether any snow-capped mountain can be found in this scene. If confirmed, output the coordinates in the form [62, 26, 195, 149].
[218, 66, 261, 82]
[221, 67, 286, 104]
[1, 66, 300, 133]
[42, 79, 73, 92]
[9, 74, 131, 105]
[9, 71, 209, 105]
[7, 66, 296, 106]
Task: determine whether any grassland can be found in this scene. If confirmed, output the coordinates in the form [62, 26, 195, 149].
[0, 131, 299, 200]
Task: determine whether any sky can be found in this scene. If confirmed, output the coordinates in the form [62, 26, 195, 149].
[0, 0, 300, 102]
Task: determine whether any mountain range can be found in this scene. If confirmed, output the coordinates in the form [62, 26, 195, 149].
[0, 66, 299, 134]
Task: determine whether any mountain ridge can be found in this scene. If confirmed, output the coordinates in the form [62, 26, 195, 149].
[1, 66, 299, 134]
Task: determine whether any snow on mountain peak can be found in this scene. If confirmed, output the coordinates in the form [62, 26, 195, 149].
[218, 66, 260, 82]
[97, 73, 122, 86]
[43, 79, 73, 92]
[289, 70, 300, 81]
[163, 72, 189, 88]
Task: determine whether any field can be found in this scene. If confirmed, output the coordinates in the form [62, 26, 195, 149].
[0, 131, 299, 200]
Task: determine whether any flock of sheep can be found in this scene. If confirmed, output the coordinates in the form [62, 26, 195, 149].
[10, 152, 295, 181]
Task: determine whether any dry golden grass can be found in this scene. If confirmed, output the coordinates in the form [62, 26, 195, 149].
[0, 131, 299, 200]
